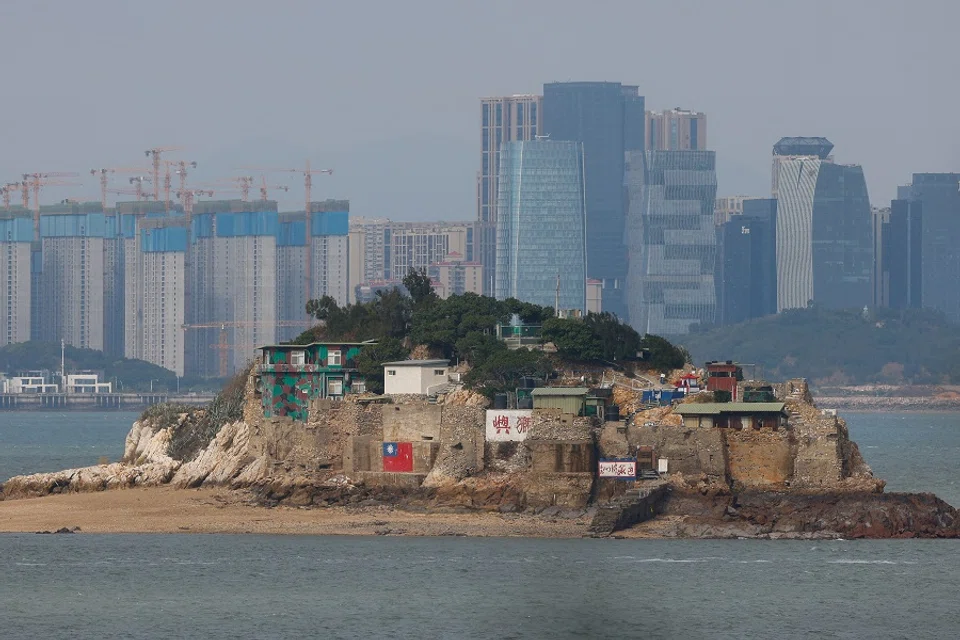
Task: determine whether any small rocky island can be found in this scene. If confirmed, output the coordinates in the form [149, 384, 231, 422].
[2, 353, 958, 540]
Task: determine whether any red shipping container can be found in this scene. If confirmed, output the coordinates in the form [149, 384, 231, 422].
[382, 442, 413, 472]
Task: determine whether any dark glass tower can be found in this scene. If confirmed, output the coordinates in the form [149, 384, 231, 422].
[717, 199, 778, 325]
[542, 82, 644, 319]
[900, 174, 960, 321]
[875, 198, 922, 310]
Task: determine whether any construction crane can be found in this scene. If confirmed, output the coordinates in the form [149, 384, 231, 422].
[182, 321, 315, 377]
[1, 182, 27, 211]
[90, 167, 152, 209]
[21, 172, 82, 239]
[162, 160, 197, 212]
[237, 162, 333, 301]
[259, 177, 289, 202]
[127, 176, 152, 201]
[108, 188, 151, 202]
[176, 188, 214, 221]
[144, 146, 183, 200]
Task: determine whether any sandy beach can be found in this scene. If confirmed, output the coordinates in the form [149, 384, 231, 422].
[0, 487, 593, 537]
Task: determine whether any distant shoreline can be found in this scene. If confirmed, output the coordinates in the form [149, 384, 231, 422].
[813, 396, 960, 412]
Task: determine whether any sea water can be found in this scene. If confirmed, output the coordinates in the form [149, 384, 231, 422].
[1, 411, 959, 639]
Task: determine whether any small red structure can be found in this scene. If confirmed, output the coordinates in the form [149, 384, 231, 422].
[706, 361, 742, 400]
[675, 373, 701, 392]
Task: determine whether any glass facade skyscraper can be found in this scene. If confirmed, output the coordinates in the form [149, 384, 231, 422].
[478, 95, 542, 295]
[495, 140, 586, 312]
[625, 150, 718, 335]
[542, 82, 645, 319]
[898, 174, 960, 321]
[773, 138, 873, 311]
[716, 199, 778, 325]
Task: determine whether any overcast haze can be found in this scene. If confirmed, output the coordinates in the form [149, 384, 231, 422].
[0, 0, 956, 219]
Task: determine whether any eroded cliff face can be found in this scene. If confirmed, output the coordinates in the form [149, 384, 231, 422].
[2, 373, 958, 539]
[626, 379, 882, 495]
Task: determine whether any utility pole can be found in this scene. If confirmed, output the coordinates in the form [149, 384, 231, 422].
[60, 339, 66, 394]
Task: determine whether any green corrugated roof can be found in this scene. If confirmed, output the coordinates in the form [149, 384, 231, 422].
[674, 402, 786, 415]
[531, 387, 590, 396]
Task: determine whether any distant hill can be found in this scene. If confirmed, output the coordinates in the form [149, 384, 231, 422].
[0, 342, 210, 392]
[676, 308, 960, 386]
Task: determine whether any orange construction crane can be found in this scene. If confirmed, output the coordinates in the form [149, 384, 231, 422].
[127, 176, 152, 201]
[259, 176, 289, 202]
[1, 182, 27, 211]
[144, 146, 183, 200]
[237, 162, 333, 301]
[90, 167, 152, 209]
[162, 160, 197, 213]
[176, 188, 214, 222]
[21, 172, 82, 239]
[108, 188, 151, 202]
[182, 321, 315, 377]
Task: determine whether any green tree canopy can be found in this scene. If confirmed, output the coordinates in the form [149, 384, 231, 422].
[464, 348, 555, 397]
[355, 337, 410, 394]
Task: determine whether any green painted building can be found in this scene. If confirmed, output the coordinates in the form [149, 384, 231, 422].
[256, 341, 375, 421]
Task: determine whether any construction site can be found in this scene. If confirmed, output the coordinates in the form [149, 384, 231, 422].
[0, 146, 344, 379]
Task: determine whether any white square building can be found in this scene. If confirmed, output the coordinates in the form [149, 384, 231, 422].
[383, 359, 450, 395]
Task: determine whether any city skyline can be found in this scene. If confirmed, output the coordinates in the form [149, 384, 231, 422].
[0, 1, 956, 220]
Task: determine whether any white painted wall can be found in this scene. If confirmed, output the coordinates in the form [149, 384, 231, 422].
[384, 364, 448, 395]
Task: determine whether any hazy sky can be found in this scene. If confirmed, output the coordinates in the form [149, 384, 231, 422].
[0, 0, 956, 219]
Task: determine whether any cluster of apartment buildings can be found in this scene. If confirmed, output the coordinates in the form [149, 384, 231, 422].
[0, 82, 956, 381]
[0, 199, 351, 378]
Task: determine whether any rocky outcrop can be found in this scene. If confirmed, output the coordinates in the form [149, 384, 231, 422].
[643, 489, 960, 539]
[4, 369, 959, 540]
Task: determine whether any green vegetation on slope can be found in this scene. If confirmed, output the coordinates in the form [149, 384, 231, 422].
[677, 307, 960, 385]
[298, 272, 688, 396]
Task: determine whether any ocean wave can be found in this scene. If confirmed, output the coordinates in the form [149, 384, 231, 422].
[827, 559, 899, 565]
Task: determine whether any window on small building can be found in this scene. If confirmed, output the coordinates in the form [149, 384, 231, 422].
[290, 351, 305, 366]
[328, 379, 343, 396]
[434, 369, 446, 376]
[328, 349, 342, 366]
[387, 370, 396, 376]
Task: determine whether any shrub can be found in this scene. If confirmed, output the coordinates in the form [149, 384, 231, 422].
[167, 365, 250, 462]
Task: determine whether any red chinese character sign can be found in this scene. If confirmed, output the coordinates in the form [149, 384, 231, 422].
[598, 458, 637, 480]
[485, 410, 533, 442]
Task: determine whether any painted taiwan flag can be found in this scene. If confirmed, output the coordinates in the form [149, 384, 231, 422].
[382, 442, 413, 472]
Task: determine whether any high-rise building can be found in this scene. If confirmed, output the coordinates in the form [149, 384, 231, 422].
[121, 201, 172, 371]
[38, 206, 109, 350]
[428, 252, 483, 299]
[495, 140, 587, 312]
[625, 150, 718, 335]
[347, 218, 480, 302]
[646, 108, 706, 151]
[124, 218, 188, 376]
[542, 81, 645, 318]
[772, 137, 873, 311]
[0, 213, 33, 346]
[714, 195, 762, 226]
[478, 95, 542, 295]
[898, 174, 960, 320]
[873, 201, 922, 310]
[190, 201, 278, 376]
[716, 199, 778, 325]
[276, 201, 350, 342]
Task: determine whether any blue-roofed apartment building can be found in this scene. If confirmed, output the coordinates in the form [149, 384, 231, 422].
[276, 200, 350, 343]
[37, 203, 115, 351]
[0, 212, 34, 346]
